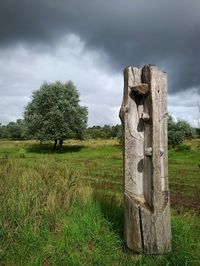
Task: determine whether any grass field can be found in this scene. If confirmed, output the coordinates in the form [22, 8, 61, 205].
[0, 139, 200, 265]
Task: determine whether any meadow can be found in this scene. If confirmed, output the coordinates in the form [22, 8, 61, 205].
[0, 139, 200, 265]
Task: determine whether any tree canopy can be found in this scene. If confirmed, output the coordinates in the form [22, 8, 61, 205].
[24, 81, 88, 148]
[86, 124, 121, 140]
[0, 119, 27, 140]
[168, 115, 195, 147]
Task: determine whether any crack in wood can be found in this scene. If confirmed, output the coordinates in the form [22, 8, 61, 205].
[139, 207, 144, 251]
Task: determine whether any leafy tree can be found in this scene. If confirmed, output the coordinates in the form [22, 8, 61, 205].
[0, 120, 27, 139]
[111, 124, 122, 139]
[168, 115, 195, 148]
[17, 119, 28, 139]
[24, 81, 88, 149]
[0, 124, 6, 138]
[195, 128, 200, 138]
[86, 124, 122, 140]
[6, 119, 27, 139]
[6, 122, 22, 139]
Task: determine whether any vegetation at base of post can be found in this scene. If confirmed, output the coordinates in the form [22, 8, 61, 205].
[0, 138, 199, 265]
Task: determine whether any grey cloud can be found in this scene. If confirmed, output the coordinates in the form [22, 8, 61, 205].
[0, 1, 200, 94]
[0, 96, 28, 124]
[0, 38, 124, 126]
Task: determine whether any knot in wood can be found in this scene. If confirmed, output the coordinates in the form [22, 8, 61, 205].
[160, 149, 164, 156]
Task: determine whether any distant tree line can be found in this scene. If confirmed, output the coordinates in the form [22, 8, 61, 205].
[85, 125, 122, 140]
[0, 80, 199, 149]
[0, 122, 122, 141]
[0, 115, 198, 148]
[0, 119, 27, 140]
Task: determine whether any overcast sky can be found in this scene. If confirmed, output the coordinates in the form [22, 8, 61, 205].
[0, 0, 199, 127]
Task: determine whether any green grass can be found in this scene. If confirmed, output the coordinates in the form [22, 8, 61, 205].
[0, 138, 200, 265]
[169, 140, 200, 212]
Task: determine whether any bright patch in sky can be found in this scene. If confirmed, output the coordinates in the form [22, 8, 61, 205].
[0, 34, 123, 126]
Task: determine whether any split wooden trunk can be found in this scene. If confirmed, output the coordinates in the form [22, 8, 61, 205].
[119, 65, 171, 254]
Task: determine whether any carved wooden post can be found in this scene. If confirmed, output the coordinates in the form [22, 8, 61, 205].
[119, 65, 171, 254]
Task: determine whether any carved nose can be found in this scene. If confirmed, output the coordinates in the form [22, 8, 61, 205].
[141, 113, 150, 122]
[145, 147, 152, 157]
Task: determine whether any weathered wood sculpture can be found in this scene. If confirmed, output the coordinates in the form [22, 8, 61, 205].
[119, 65, 171, 254]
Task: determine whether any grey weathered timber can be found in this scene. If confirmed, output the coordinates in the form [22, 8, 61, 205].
[119, 65, 171, 254]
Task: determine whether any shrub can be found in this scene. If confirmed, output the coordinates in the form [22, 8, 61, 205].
[175, 144, 191, 152]
[18, 148, 27, 158]
[168, 115, 195, 148]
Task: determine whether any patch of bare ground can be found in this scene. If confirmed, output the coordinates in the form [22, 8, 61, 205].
[171, 193, 200, 213]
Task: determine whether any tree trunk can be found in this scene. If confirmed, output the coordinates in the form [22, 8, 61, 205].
[58, 139, 63, 149]
[119, 65, 171, 254]
[54, 139, 58, 151]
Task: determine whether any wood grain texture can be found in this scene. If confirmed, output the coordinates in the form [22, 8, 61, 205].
[120, 65, 171, 254]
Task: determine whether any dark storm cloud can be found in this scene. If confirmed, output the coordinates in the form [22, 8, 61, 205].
[0, 0, 200, 94]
